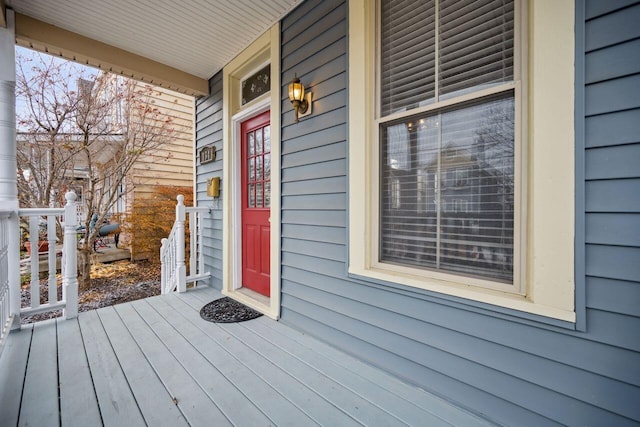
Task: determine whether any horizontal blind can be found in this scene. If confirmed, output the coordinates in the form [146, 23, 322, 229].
[380, 0, 436, 116]
[380, 0, 514, 116]
[439, 0, 514, 98]
[380, 94, 514, 283]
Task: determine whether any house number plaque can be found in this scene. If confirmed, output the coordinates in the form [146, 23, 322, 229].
[200, 145, 216, 164]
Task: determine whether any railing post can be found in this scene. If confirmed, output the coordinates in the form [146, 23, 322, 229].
[189, 211, 196, 278]
[175, 195, 186, 293]
[8, 212, 20, 330]
[62, 192, 78, 319]
[160, 238, 167, 294]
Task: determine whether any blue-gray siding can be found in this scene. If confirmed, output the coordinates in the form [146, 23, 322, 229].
[275, 0, 640, 426]
[194, 0, 640, 425]
[195, 73, 223, 289]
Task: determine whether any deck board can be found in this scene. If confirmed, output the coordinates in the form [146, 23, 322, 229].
[0, 324, 32, 427]
[243, 319, 453, 427]
[0, 285, 495, 426]
[157, 293, 320, 426]
[221, 321, 406, 426]
[19, 319, 59, 427]
[95, 306, 188, 427]
[57, 318, 102, 427]
[114, 302, 232, 426]
[79, 309, 146, 427]
[249, 317, 494, 427]
[174, 291, 362, 426]
[131, 298, 272, 426]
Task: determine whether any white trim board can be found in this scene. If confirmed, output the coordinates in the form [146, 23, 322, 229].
[222, 24, 281, 320]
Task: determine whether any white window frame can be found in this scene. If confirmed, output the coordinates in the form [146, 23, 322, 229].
[348, 0, 576, 322]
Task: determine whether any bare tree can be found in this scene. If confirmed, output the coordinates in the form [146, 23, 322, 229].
[16, 53, 84, 209]
[16, 50, 175, 289]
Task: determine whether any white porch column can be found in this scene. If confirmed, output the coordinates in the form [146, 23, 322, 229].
[0, 10, 19, 329]
[0, 9, 17, 205]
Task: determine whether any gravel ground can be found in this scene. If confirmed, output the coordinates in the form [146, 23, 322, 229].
[21, 260, 161, 324]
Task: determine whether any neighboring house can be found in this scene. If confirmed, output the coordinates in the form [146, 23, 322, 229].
[129, 84, 194, 201]
[0, 0, 638, 425]
[17, 76, 194, 259]
[125, 83, 194, 260]
[77, 77, 196, 222]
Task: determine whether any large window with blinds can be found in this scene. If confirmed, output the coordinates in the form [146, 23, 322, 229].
[378, 0, 520, 287]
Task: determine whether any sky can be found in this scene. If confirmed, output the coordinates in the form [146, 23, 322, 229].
[16, 45, 98, 76]
[15, 46, 100, 131]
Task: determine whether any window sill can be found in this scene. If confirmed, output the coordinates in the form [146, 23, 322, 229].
[348, 264, 576, 324]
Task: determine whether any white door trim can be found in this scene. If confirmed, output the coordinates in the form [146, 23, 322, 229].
[221, 24, 281, 320]
[231, 99, 270, 292]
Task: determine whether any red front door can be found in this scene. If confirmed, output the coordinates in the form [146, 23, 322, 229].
[241, 111, 271, 296]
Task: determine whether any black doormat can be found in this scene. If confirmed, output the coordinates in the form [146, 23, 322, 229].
[199, 297, 263, 323]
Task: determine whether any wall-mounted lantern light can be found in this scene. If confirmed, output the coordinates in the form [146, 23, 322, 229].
[288, 74, 312, 123]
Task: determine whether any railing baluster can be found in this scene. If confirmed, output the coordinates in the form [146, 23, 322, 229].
[8, 212, 19, 331]
[47, 215, 57, 304]
[160, 238, 167, 294]
[197, 211, 204, 277]
[29, 215, 40, 309]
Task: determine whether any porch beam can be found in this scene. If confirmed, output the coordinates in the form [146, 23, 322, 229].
[14, 12, 209, 96]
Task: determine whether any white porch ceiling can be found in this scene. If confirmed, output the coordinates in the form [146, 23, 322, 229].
[6, 0, 300, 81]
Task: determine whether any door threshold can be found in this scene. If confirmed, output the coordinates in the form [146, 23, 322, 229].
[224, 287, 276, 319]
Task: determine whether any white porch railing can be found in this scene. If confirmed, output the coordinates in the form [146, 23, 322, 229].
[0, 209, 16, 357]
[0, 192, 79, 358]
[17, 193, 79, 320]
[160, 195, 210, 294]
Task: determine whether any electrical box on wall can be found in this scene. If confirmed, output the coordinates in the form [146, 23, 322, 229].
[207, 177, 220, 198]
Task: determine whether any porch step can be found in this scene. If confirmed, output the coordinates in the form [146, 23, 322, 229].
[20, 246, 131, 276]
[20, 252, 62, 275]
[92, 247, 131, 263]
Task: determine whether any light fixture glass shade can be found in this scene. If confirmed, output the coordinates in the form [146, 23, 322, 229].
[288, 75, 311, 123]
[288, 77, 305, 102]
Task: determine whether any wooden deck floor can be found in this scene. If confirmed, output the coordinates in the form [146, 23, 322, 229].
[0, 286, 493, 426]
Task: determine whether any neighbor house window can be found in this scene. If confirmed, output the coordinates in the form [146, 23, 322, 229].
[378, 0, 519, 286]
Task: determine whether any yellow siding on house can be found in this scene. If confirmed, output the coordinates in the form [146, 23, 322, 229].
[130, 84, 194, 196]
[125, 83, 194, 260]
